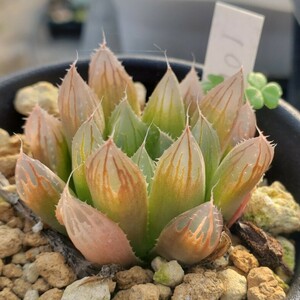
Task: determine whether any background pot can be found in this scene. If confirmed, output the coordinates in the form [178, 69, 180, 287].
[0, 56, 299, 298]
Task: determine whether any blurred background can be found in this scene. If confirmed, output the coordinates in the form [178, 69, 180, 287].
[0, 0, 299, 108]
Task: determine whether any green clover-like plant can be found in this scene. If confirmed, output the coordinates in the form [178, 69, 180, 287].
[203, 72, 283, 110]
[15, 41, 274, 266]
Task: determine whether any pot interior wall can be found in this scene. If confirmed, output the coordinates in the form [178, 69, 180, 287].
[0, 57, 299, 298]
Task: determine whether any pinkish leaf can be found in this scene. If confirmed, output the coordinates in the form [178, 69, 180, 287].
[15, 151, 66, 234]
[24, 106, 71, 182]
[85, 139, 148, 257]
[199, 69, 244, 153]
[89, 42, 140, 122]
[56, 185, 138, 266]
[58, 62, 105, 148]
[209, 132, 275, 222]
[155, 201, 223, 264]
[147, 125, 206, 248]
[180, 65, 204, 116]
[229, 101, 257, 149]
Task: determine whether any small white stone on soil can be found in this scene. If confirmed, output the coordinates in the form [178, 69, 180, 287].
[153, 260, 184, 287]
[23, 289, 39, 300]
[62, 276, 111, 300]
[116, 266, 153, 290]
[129, 283, 160, 300]
[35, 252, 76, 288]
[218, 268, 247, 300]
[151, 256, 167, 272]
[0, 225, 23, 258]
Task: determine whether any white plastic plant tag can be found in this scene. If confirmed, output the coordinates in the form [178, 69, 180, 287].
[203, 2, 264, 80]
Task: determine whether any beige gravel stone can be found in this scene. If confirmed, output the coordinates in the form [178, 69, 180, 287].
[247, 267, 278, 288]
[113, 283, 161, 300]
[35, 252, 76, 288]
[0, 276, 13, 289]
[24, 289, 39, 300]
[12, 278, 32, 298]
[12, 252, 28, 265]
[0, 226, 23, 258]
[2, 264, 23, 278]
[247, 267, 286, 300]
[218, 268, 247, 300]
[0, 154, 19, 178]
[116, 265, 153, 290]
[6, 216, 24, 230]
[23, 262, 39, 283]
[0, 206, 14, 223]
[172, 270, 225, 300]
[0, 258, 3, 274]
[155, 283, 172, 300]
[25, 245, 52, 262]
[32, 278, 50, 293]
[23, 232, 48, 247]
[230, 245, 259, 273]
[0, 287, 20, 300]
[39, 288, 64, 300]
[62, 276, 112, 300]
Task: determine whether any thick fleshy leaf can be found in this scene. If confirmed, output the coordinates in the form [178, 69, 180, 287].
[147, 125, 206, 248]
[85, 139, 148, 257]
[199, 69, 244, 153]
[229, 101, 257, 149]
[72, 116, 104, 204]
[56, 184, 138, 266]
[107, 99, 148, 156]
[24, 106, 71, 182]
[89, 42, 140, 122]
[145, 125, 174, 160]
[15, 151, 66, 234]
[131, 142, 156, 193]
[58, 62, 105, 148]
[155, 201, 223, 264]
[142, 67, 185, 139]
[191, 109, 221, 190]
[180, 65, 204, 116]
[209, 132, 275, 222]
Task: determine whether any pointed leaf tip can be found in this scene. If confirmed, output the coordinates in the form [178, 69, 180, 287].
[56, 185, 138, 266]
[142, 68, 185, 139]
[155, 201, 223, 264]
[200, 69, 244, 153]
[58, 62, 105, 148]
[89, 45, 140, 122]
[147, 125, 206, 247]
[210, 131, 274, 222]
[15, 152, 66, 234]
[85, 138, 148, 256]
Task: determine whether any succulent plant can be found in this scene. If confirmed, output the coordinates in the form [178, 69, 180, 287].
[15, 41, 274, 266]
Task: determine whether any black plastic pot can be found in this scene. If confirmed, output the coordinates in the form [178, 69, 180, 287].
[0, 56, 299, 298]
